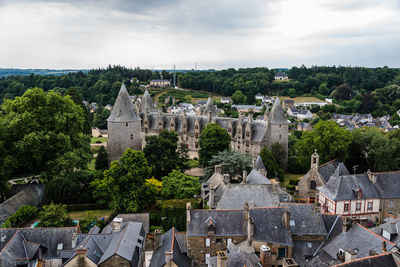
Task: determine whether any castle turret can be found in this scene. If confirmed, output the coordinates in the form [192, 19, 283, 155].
[107, 83, 142, 162]
[202, 96, 216, 117]
[140, 89, 155, 114]
[267, 97, 289, 159]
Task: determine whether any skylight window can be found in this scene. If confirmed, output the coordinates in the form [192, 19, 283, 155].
[290, 219, 295, 226]
[307, 242, 312, 248]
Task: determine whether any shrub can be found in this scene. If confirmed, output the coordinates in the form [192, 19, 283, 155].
[286, 185, 296, 191]
[289, 179, 299, 185]
[2, 205, 38, 228]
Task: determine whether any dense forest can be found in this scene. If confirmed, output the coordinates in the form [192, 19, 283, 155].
[1, 65, 400, 117]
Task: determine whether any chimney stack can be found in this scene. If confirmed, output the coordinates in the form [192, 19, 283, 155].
[247, 217, 254, 245]
[209, 184, 215, 209]
[223, 174, 230, 185]
[186, 202, 191, 222]
[154, 228, 162, 248]
[165, 251, 173, 267]
[248, 113, 253, 123]
[76, 246, 87, 255]
[215, 165, 222, 174]
[382, 241, 387, 252]
[260, 245, 272, 267]
[283, 209, 290, 230]
[367, 169, 377, 184]
[71, 232, 77, 248]
[242, 170, 247, 184]
[112, 217, 123, 232]
[217, 251, 228, 267]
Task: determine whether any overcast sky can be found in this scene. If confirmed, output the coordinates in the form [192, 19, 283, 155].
[0, 0, 399, 69]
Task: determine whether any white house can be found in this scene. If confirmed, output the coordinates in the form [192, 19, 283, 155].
[274, 72, 289, 80]
[287, 107, 299, 117]
[294, 102, 327, 107]
[220, 97, 231, 104]
[297, 110, 313, 120]
[255, 93, 264, 100]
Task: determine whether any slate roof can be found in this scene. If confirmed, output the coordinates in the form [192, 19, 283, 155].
[141, 89, 155, 114]
[275, 72, 288, 77]
[0, 227, 78, 267]
[98, 221, 145, 265]
[115, 213, 150, 234]
[208, 249, 261, 267]
[253, 155, 266, 172]
[202, 96, 216, 115]
[107, 83, 141, 122]
[269, 97, 288, 125]
[279, 204, 327, 236]
[293, 240, 323, 267]
[318, 174, 379, 201]
[249, 208, 293, 246]
[371, 218, 400, 246]
[149, 228, 192, 267]
[187, 210, 246, 237]
[246, 169, 271, 185]
[317, 159, 350, 183]
[373, 171, 400, 199]
[322, 224, 395, 261]
[216, 184, 283, 210]
[333, 253, 397, 267]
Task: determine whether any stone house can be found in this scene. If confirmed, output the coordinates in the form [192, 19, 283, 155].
[282, 99, 295, 109]
[296, 110, 313, 120]
[107, 84, 289, 162]
[297, 122, 312, 131]
[297, 151, 350, 202]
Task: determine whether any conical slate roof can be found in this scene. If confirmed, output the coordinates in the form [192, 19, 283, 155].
[332, 162, 350, 178]
[140, 90, 155, 113]
[254, 155, 266, 171]
[107, 83, 140, 122]
[203, 96, 216, 115]
[269, 97, 287, 124]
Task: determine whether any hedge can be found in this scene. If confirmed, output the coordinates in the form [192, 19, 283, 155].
[2, 205, 38, 228]
[66, 203, 108, 211]
[159, 198, 201, 231]
[286, 185, 296, 191]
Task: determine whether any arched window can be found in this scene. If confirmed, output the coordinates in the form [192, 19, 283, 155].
[310, 180, 317, 190]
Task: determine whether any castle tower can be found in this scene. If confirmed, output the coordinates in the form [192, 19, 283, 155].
[140, 89, 155, 114]
[107, 83, 142, 162]
[267, 96, 289, 158]
[202, 96, 216, 117]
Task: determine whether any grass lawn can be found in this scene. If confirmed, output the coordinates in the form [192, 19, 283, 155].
[67, 209, 114, 220]
[283, 173, 304, 187]
[279, 96, 325, 103]
[91, 137, 107, 144]
[187, 159, 199, 168]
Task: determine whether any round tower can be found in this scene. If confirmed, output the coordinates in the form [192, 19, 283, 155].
[107, 83, 142, 162]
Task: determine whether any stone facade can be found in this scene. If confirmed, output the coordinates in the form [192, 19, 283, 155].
[107, 85, 289, 162]
[297, 151, 324, 202]
[99, 254, 132, 267]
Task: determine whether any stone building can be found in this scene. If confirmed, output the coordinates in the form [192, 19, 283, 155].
[107, 84, 289, 162]
[297, 151, 350, 202]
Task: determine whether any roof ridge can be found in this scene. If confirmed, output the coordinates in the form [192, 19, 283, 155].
[318, 158, 339, 168]
[372, 170, 400, 175]
[23, 240, 41, 246]
[249, 207, 284, 210]
[113, 223, 129, 255]
[356, 223, 396, 246]
[0, 229, 20, 254]
[333, 252, 392, 266]
[170, 227, 175, 251]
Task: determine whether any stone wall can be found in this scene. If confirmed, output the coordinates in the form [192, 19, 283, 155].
[107, 120, 142, 162]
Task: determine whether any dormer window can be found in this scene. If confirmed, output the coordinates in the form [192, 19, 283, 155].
[206, 217, 216, 235]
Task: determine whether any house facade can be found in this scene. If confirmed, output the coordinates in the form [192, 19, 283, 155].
[107, 84, 289, 162]
[150, 79, 171, 87]
[274, 72, 289, 80]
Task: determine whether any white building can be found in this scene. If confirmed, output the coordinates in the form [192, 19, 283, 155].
[274, 72, 289, 80]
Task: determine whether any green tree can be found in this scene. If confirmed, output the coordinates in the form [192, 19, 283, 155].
[270, 142, 287, 169]
[199, 123, 231, 166]
[91, 149, 152, 212]
[332, 83, 352, 100]
[231, 90, 246, 104]
[38, 203, 74, 227]
[347, 127, 400, 172]
[203, 150, 252, 180]
[92, 107, 111, 129]
[2, 205, 38, 228]
[78, 211, 107, 233]
[95, 146, 108, 170]
[144, 130, 188, 179]
[295, 120, 352, 169]
[288, 88, 296, 98]
[161, 170, 201, 199]
[390, 113, 400, 126]
[0, 88, 91, 180]
[318, 83, 330, 95]
[259, 146, 283, 180]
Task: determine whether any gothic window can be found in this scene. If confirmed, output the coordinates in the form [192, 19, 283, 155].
[195, 133, 199, 139]
[130, 134, 133, 140]
[246, 132, 249, 137]
[195, 142, 198, 149]
[126, 123, 128, 127]
[246, 140, 249, 147]
[279, 124, 281, 128]
[310, 180, 316, 190]
[279, 135, 282, 139]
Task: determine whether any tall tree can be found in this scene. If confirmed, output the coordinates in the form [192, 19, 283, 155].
[95, 146, 109, 170]
[0, 88, 91, 180]
[199, 123, 231, 166]
[295, 120, 352, 169]
[203, 150, 252, 180]
[260, 146, 283, 180]
[91, 149, 152, 212]
[231, 90, 246, 104]
[161, 170, 201, 200]
[144, 130, 188, 179]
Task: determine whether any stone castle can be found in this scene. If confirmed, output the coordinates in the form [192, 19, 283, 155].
[107, 84, 289, 162]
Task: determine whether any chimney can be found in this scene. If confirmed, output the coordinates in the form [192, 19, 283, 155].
[223, 174, 230, 185]
[382, 241, 387, 252]
[260, 245, 272, 267]
[283, 209, 290, 230]
[182, 109, 186, 117]
[158, 108, 162, 117]
[209, 184, 215, 209]
[154, 228, 162, 248]
[76, 246, 87, 256]
[244, 201, 249, 220]
[217, 251, 228, 267]
[165, 250, 173, 267]
[248, 113, 253, 123]
[367, 169, 377, 184]
[112, 217, 123, 232]
[71, 232, 77, 248]
[186, 202, 191, 222]
[342, 217, 351, 233]
[247, 217, 254, 245]
[344, 249, 358, 263]
[242, 170, 247, 184]
[215, 165, 222, 174]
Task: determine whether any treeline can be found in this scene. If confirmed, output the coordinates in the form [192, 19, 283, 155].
[0, 65, 172, 106]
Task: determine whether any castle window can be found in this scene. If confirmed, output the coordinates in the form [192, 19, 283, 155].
[246, 140, 249, 147]
[126, 123, 128, 127]
[310, 180, 316, 190]
[279, 135, 282, 139]
[279, 124, 281, 128]
[195, 142, 198, 149]
[246, 132, 249, 137]
[130, 134, 133, 140]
